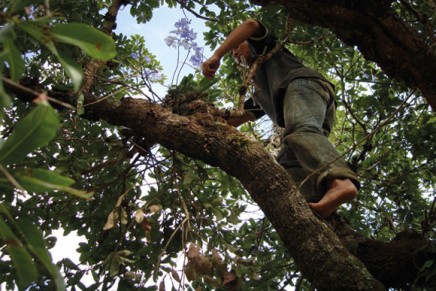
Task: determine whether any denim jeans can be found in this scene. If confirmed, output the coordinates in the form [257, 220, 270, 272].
[276, 78, 359, 202]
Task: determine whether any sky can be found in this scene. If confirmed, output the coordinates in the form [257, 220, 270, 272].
[114, 4, 213, 97]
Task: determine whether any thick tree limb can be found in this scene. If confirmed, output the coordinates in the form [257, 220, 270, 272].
[9, 76, 435, 288]
[83, 95, 386, 290]
[329, 214, 436, 288]
[253, 0, 436, 110]
[83, 95, 436, 289]
[9, 0, 434, 287]
[88, 95, 436, 289]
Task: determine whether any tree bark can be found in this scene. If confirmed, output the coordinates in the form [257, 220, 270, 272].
[329, 214, 435, 288]
[9, 0, 436, 288]
[8, 74, 435, 288]
[253, 0, 436, 111]
[84, 96, 389, 289]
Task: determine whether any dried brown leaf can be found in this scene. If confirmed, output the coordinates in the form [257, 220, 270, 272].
[187, 243, 201, 260]
[171, 268, 181, 283]
[140, 219, 152, 232]
[103, 210, 117, 230]
[149, 204, 162, 213]
[120, 207, 128, 225]
[195, 256, 212, 275]
[135, 209, 145, 223]
[223, 270, 238, 287]
[158, 280, 165, 291]
[184, 262, 197, 281]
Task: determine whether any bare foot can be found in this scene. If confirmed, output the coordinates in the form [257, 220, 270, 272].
[308, 179, 357, 218]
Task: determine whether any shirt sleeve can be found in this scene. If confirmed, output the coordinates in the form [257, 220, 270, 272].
[244, 98, 265, 120]
[247, 21, 277, 56]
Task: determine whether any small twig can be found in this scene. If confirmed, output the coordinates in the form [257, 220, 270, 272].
[0, 163, 26, 194]
[175, 0, 216, 22]
[82, 87, 125, 107]
[171, 44, 182, 86]
[1, 77, 76, 110]
[153, 216, 190, 279]
[176, 48, 191, 85]
[175, 187, 192, 237]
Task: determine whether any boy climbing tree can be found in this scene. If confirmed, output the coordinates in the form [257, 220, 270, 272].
[202, 19, 359, 218]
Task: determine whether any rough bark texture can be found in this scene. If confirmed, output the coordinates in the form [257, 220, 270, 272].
[254, 0, 436, 110]
[9, 81, 435, 288]
[9, 0, 436, 288]
[78, 94, 436, 290]
[329, 214, 436, 288]
[89, 96, 436, 289]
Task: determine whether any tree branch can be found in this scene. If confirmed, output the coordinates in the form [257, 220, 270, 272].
[12, 77, 435, 288]
[82, 94, 385, 290]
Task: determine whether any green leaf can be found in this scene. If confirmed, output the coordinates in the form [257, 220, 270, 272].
[0, 59, 12, 123]
[15, 175, 93, 199]
[77, 93, 85, 116]
[17, 21, 44, 41]
[0, 23, 16, 43]
[197, 77, 218, 92]
[0, 211, 38, 289]
[212, 207, 224, 221]
[10, 0, 26, 13]
[0, 79, 12, 124]
[1, 40, 25, 81]
[0, 102, 59, 164]
[0, 25, 25, 81]
[0, 168, 76, 193]
[0, 27, 19, 121]
[62, 258, 80, 270]
[109, 253, 121, 277]
[183, 170, 194, 185]
[11, 0, 44, 14]
[52, 23, 116, 61]
[18, 22, 83, 91]
[0, 203, 14, 220]
[23, 168, 75, 186]
[16, 218, 66, 291]
[50, 45, 83, 92]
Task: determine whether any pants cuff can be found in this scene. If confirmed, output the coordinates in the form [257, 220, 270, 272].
[317, 168, 361, 190]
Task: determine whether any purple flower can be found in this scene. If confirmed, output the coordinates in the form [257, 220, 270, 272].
[131, 53, 139, 60]
[144, 68, 162, 81]
[179, 40, 190, 50]
[190, 48, 203, 67]
[181, 28, 196, 41]
[192, 43, 201, 53]
[164, 35, 178, 47]
[165, 18, 204, 67]
[144, 55, 151, 63]
[175, 18, 190, 29]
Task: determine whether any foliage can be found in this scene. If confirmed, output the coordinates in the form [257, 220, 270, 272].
[0, 0, 435, 290]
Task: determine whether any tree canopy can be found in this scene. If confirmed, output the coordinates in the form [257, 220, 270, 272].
[0, 0, 435, 290]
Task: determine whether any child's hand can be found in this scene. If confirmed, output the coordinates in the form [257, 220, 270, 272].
[202, 55, 221, 79]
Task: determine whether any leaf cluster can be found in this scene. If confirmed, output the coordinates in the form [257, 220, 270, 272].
[0, 0, 435, 290]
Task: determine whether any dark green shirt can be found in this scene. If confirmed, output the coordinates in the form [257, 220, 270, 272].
[246, 21, 332, 127]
